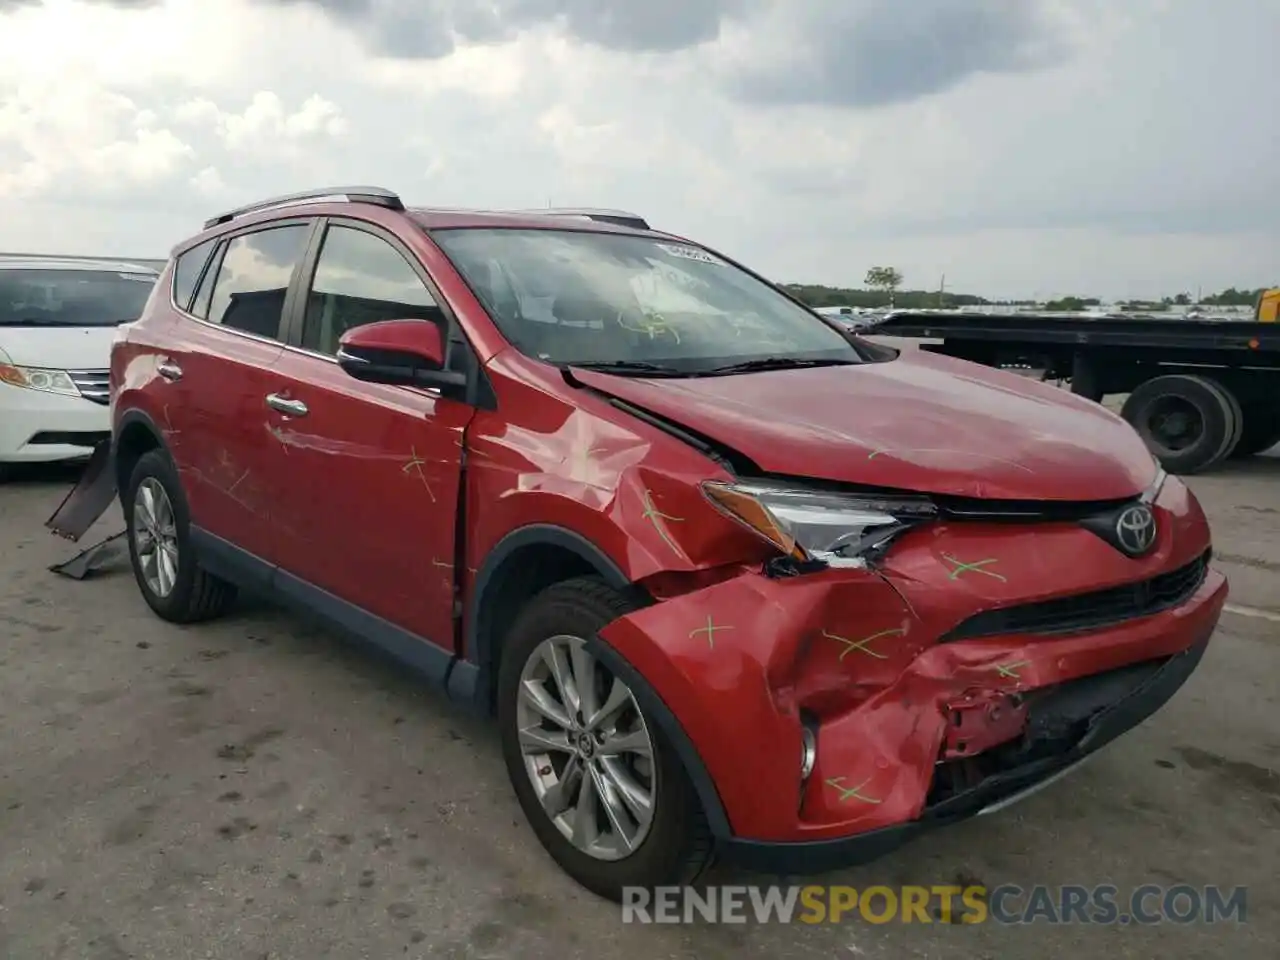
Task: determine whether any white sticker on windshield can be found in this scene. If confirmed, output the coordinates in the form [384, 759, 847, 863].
[656, 243, 723, 265]
[118, 273, 156, 282]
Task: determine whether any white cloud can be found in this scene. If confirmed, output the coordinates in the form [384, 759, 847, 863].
[0, 81, 193, 199]
[174, 91, 348, 153]
[190, 165, 229, 197]
[0, 0, 1275, 299]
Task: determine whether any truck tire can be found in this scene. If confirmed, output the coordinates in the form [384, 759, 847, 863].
[1231, 403, 1280, 458]
[1120, 374, 1238, 474]
[1201, 377, 1243, 459]
[497, 577, 714, 902]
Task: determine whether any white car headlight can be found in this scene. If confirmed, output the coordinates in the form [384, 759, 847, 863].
[0, 363, 81, 397]
[702, 479, 936, 568]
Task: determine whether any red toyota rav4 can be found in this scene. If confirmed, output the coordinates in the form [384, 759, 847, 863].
[102, 187, 1225, 900]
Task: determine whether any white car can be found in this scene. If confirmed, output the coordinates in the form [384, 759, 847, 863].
[0, 256, 159, 479]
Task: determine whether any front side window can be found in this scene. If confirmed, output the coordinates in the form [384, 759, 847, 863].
[206, 225, 310, 340]
[0, 268, 156, 327]
[301, 224, 442, 356]
[431, 228, 859, 373]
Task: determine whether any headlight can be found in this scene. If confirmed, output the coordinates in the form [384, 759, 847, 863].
[0, 364, 81, 397]
[1141, 464, 1166, 504]
[702, 479, 936, 567]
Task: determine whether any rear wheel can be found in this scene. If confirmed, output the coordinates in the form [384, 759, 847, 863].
[497, 578, 714, 902]
[1230, 403, 1280, 458]
[1202, 377, 1243, 459]
[1120, 374, 1238, 474]
[125, 449, 236, 623]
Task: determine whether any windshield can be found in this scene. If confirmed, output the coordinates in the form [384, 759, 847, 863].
[0, 268, 157, 327]
[431, 228, 859, 372]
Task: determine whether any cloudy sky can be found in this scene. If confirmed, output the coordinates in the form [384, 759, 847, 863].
[0, 0, 1274, 299]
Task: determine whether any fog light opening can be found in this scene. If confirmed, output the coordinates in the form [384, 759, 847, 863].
[800, 726, 817, 781]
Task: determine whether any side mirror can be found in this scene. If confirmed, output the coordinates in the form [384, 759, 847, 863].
[336, 319, 466, 391]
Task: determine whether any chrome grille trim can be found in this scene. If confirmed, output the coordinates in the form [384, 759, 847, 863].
[67, 368, 110, 406]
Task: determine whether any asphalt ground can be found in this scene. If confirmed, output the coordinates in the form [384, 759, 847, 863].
[1, 442, 1276, 959]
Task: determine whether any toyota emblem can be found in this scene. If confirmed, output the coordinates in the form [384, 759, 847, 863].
[1114, 504, 1157, 557]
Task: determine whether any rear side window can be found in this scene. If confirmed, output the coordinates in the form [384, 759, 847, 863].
[206, 225, 310, 340]
[171, 239, 217, 313]
[0, 268, 157, 328]
[189, 242, 225, 320]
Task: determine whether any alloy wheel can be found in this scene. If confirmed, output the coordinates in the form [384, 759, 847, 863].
[515, 634, 656, 861]
[132, 477, 180, 598]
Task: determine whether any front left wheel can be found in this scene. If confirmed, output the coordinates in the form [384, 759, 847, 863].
[497, 578, 714, 902]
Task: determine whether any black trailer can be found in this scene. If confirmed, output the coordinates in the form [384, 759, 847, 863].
[868, 310, 1280, 474]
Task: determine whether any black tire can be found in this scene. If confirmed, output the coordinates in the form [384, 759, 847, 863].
[1120, 374, 1236, 474]
[497, 577, 714, 902]
[1200, 377, 1243, 459]
[1230, 403, 1280, 458]
[123, 449, 236, 623]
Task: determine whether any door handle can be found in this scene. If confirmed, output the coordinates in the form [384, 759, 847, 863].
[265, 393, 308, 417]
[157, 361, 183, 381]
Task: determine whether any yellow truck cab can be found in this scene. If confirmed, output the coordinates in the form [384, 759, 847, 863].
[1257, 288, 1279, 322]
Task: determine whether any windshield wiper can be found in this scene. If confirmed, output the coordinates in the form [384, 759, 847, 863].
[569, 360, 688, 377]
[0, 318, 59, 327]
[701, 357, 857, 375]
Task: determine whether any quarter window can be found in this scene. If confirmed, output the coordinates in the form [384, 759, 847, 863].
[171, 238, 216, 313]
[189, 241, 225, 320]
[206, 225, 310, 340]
[301, 224, 442, 356]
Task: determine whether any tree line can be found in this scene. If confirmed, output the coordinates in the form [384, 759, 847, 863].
[782, 268, 1273, 311]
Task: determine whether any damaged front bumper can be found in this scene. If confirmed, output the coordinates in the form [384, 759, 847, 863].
[719, 628, 1212, 874]
[592, 476, 1228, 875]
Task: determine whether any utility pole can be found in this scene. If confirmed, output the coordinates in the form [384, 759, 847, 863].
[938, 273, 946, 307]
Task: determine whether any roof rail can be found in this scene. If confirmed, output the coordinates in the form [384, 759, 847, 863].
[516, 207, 650, 230]
[203, 186, 405, 230]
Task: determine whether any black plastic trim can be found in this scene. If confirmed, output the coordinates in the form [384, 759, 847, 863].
[189, 526, 274, 592]
[454, 524, 630, 707]
[942, 551, 1210, 641]
[188, 526, 472, 702]
[112, 409, 167, 490]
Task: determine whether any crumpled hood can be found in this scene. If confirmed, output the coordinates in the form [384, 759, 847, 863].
[571, 349, 1157, 501]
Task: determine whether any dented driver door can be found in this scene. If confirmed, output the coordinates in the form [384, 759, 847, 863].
[264, 220, 472, 652]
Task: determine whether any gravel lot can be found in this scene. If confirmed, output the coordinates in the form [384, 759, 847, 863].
[1, 451, 1277, 960]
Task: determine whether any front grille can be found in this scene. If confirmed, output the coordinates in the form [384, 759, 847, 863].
[943, 550, 1211, 641]
[67, 368, 109, 405]
[936, 495, 1136, 523]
